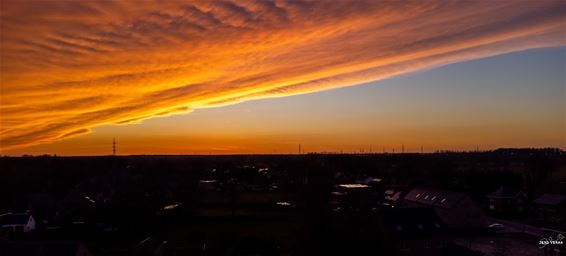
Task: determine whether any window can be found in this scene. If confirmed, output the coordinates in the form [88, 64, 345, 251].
[431, 196, 436, 201]
[416, 193, 421, 198]
[441, 198, 446, 203]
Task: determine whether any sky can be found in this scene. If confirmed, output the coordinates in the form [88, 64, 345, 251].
[0, 0, 565, 155]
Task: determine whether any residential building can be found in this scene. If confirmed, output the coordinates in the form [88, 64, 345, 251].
[534, 194, 566, 225]
[403, 188, 486, 229]
[380, 207, 449, 256]
[486, 186, 527, 217]
[0, 213, 35, 241]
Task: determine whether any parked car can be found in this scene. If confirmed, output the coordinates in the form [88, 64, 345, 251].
[488, 223, 505, 231]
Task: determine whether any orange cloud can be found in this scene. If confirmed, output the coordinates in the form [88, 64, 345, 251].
[1, 0, 565, 150]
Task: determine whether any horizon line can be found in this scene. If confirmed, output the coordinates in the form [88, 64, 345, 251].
[2, 147, 563, 158]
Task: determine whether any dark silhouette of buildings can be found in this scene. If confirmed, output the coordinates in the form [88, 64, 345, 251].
[403, 188, 487, 229]
[486, 186, 527, 217]
[534, 193, 566, 225]
[0, 148, 563, 255]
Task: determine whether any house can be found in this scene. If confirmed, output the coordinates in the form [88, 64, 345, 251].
[0, 213, 35, 241]
[403, 188, 486, 229]
[331, 183, 377, 211]
[534, 194, 566, 225]
[5, 241, 92, 256]
[486, 186, 527, 216]
[198, 179, 219, 191]
[380, 207, 449, 256]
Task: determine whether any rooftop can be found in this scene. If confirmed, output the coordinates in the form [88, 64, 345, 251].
[404, 188, 466, 209]
[534, 194, 566, 206]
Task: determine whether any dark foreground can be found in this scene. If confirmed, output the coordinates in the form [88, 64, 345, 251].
[1, 148, 565, 256]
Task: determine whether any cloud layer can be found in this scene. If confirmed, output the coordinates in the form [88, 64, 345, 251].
[1, 0, 565, 150]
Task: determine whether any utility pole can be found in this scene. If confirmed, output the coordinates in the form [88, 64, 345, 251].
[112, 138, 116, 156]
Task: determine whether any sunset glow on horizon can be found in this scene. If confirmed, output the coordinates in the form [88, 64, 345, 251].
[1, 0, 565, 155]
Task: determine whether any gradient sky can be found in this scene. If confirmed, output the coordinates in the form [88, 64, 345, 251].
[1, 0, 565, 155]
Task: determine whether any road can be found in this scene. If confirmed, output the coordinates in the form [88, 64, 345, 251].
[488, 217, 548, 237]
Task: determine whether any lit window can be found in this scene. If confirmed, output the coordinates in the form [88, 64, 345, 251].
[441, 198, 446, 203]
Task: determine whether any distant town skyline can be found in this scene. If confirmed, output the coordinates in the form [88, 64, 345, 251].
[1, 1, 565, 155]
